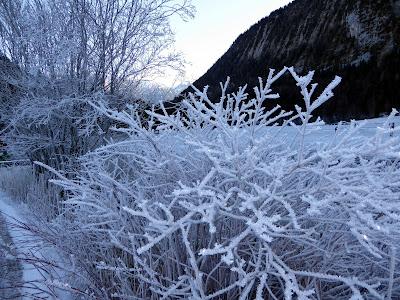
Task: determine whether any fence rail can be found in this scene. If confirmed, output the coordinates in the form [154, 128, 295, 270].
[0, 159, 31, 167]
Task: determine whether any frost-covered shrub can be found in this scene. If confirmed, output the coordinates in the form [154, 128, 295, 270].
[45, 67, 400, 299]
[1, 90, 113, 221]
[2, 92, 109, 165]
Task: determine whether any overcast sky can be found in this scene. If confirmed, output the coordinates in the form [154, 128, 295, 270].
[161, 0, 293, 87]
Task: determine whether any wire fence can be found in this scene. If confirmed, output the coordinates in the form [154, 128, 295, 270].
[0, 159, 31, 168]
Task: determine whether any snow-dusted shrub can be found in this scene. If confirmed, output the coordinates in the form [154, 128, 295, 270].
[0, 90, 112, 223]
[3, 92, 109, 165]
[45, 67, 400, 299]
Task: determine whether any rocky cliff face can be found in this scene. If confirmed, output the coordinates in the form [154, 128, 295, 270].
[180, 0, 400, 122]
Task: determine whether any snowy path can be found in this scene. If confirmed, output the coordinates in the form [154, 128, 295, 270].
[0, 191, 69, 299]
[0, 211, 22, 299]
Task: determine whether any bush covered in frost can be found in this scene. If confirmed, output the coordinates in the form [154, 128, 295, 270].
[40, 67, 400, 299]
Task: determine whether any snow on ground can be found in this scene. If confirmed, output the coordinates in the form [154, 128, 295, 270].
[270, 115, 400, 146]
[0, 212, 22, 299]
[0, 191, 70, 299]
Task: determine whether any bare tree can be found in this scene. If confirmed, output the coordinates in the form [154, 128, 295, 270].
[0, 0, 193, 173]
[0, 0, 194, 94]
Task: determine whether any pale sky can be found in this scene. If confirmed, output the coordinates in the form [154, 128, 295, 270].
[162, 0, 293, 87]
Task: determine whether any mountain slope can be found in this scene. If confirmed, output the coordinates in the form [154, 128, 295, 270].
[180, 0, 400, 122]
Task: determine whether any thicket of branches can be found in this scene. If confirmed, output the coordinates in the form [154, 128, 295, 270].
[0, 0, 193, 93]
[0, 1, 194, 295]
[0, 0, 193, 171]
[29, 67, 399, 299]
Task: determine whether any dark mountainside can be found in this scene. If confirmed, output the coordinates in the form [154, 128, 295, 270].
[176, 0, 400, 122]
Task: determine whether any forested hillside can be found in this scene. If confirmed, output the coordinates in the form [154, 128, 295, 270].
[178, 0, 400, 122]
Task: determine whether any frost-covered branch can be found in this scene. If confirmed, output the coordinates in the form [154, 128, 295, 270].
[37, 67, 400, 299]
